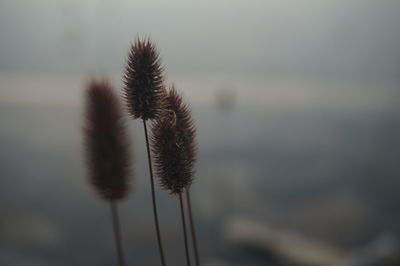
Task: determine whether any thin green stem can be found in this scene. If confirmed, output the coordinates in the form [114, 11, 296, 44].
[143, 119, 166, 266]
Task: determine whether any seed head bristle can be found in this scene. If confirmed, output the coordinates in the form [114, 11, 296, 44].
[123, 37, 165, 120]
[84, 79, 132, 201]
[152, 86, 197, 194]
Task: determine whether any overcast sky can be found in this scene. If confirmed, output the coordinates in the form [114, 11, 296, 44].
[0, 0, 399, 81]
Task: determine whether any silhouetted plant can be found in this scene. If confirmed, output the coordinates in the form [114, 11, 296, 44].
[83, 79, 132, 266]
[152, 87, 199, 266]
[152, 87, 196, 194]
[123, 37, 167, 266]
[124, 38, 165, 120]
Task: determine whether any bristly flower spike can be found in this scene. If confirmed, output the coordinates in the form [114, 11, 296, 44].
[84, 79, 132, 201]
[83, 79, 131, 266]
[152, 86, 197, 266]
[123, 37, 165, 120]
[122, 37, 167, 266]
[152, 86, 197, 194]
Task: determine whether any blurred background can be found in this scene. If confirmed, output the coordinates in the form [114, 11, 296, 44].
[1, 0, 400, 265]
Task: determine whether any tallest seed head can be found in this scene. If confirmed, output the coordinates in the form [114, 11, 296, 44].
[123, 38, 165, 120]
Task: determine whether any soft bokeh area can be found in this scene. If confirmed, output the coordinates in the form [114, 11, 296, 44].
[1, 1, 400, 265]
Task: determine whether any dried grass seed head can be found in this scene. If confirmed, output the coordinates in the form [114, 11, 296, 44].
[84, 79, 132, 201]
[123, 38, 165, 120]
[152, 86, 197, 194]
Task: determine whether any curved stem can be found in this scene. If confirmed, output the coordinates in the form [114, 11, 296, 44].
[143, 119, 166, 266]
[179, 193, 191, 266]
[109, 201, 125, 266]
[185, 188, 200, 266]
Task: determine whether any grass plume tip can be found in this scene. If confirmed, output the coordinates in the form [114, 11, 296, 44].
[152, 86, 197, 194]
[123, 37, 165, 120]
[84, 79, 132, 201]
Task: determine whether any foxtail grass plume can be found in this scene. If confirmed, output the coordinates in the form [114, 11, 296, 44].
[152, 86, 197, 194]
[84, 79, 132, 201]
[123, 37, 167, 265]
[123, 38, 165, 120]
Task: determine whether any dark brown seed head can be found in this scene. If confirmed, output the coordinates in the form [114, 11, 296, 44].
[152, 86, 197, 194]
[123, 38, 165, 120]
[84, 79, 132, 201]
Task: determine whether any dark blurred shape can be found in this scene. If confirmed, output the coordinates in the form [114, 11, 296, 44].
[152, 86, 197, 194]
[224, 243, 281, 266]
[83, 79, 132, 201]
[204, 218, 400, 266]
[215, 87, 236, 111]
[342, 233, 400, 266]
[223, 218, 343, 266]
[123, 38, 165, 120]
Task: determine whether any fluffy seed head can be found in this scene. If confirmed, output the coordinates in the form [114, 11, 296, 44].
[152, 86, 197, 194]
[84, 79, 132, 201]
[123, 38, 165, 120]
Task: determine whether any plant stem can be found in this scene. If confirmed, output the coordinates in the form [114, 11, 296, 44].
[143, 119, 166, 266]
[185, 188, 200, 266]
[179, 193, 191, 266]
[109, 201, 125, 266]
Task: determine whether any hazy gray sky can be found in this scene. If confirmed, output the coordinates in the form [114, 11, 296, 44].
[0, 0, 399, 80]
